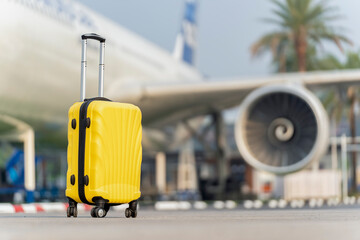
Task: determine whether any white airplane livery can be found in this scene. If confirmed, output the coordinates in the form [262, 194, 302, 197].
[1, 0, 360, 195]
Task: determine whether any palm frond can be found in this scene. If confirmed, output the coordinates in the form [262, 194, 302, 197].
[314, 29, 353, 52]
[251, 32, 290, 57]
[260, 17, 286, 27]
[271, 9, 291, 25]
[270, 0, 289, 15]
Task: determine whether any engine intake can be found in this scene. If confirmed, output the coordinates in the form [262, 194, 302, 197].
[235, 85, 329, 174]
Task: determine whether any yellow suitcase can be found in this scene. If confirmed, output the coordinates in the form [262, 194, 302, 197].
[65, 34, 142, 218]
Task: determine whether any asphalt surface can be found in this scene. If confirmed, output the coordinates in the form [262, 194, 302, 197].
[1, 208, 360, 240]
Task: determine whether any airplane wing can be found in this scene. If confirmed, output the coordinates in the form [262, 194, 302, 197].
[110, 69, 360, 126]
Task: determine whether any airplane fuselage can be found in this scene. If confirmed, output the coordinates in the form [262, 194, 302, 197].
[0, 0, 203, 130]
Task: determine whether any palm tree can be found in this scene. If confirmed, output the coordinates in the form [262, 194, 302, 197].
[316, 51, 360, 194]
[251, 0, 352, 72]
[316, 51, 360, 70]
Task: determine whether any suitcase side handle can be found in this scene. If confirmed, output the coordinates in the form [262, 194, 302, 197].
[80, 33, 106, 102]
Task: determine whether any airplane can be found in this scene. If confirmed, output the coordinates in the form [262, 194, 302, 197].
[1, 0, 360, 199]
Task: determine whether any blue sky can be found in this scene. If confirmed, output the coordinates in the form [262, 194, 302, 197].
[76, 0, 360, 78]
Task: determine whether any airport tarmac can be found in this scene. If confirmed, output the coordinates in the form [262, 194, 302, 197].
[0, 208, 360, 240]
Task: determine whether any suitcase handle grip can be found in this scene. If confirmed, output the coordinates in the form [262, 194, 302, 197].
[81, 33, 106, 43]
[80, 33, 106, 101]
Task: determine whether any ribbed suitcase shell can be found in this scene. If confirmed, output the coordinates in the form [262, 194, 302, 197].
[65, 100, 142, 204]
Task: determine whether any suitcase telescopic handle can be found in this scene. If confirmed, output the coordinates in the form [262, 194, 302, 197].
[80, 33, 106, 101]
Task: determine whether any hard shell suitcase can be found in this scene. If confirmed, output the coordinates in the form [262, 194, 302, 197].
[65, 34, 142, 218]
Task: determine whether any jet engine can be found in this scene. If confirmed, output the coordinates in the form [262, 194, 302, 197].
[235, 85, 329, 174]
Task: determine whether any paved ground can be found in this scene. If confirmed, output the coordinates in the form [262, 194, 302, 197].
[0, 208, 360, 240]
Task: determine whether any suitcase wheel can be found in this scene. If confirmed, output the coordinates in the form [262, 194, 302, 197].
[125, 208, 131, 218]
[91, 207, 107, 218]
[91, 199, 110, 218]
[131, 209, 137, 218]
[125, 208, 137, 218]
[67, 198, 78, 218]
[67, 206, 78, 218]
[90, 207, 96, 218]
[125, 200, 138, 218]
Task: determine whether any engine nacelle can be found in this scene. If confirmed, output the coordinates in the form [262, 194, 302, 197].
[235, 85, 329, 175]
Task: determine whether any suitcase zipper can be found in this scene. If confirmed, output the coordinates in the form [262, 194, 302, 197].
[77, 99, 93, 204]
[78, 98, 111, 204]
